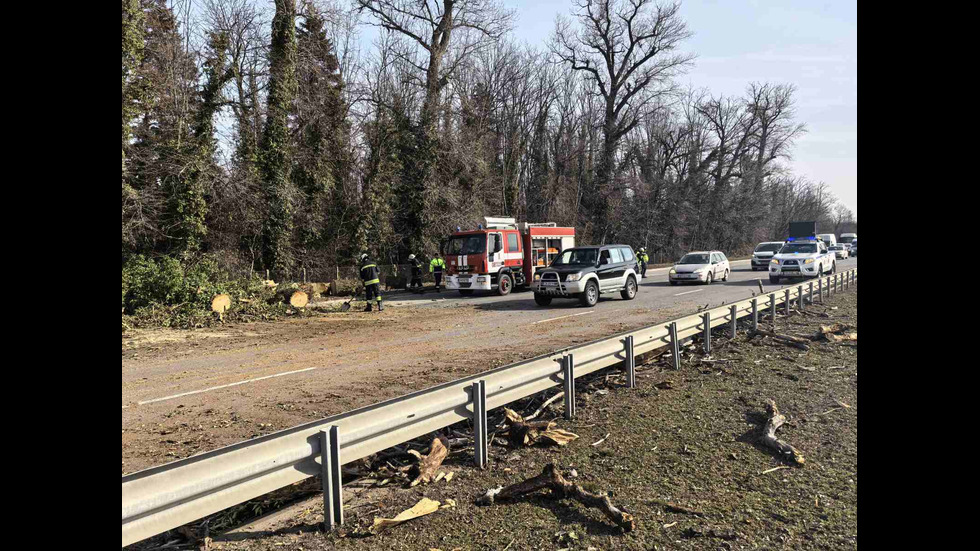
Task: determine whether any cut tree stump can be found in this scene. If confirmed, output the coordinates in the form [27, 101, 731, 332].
[476, 463, 636, 532]
[759, 399, 805, 465]
[299, 282, 329, 298]
[274, 289, 308, 308]
[210, 294, 231, 314]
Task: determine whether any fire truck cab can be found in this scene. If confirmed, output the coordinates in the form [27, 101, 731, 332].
[443, 217, 575, 296]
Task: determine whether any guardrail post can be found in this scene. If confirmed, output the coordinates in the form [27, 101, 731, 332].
[702, 312, 711, 354]
[669, 322, 680, 369]
[808, 281, 814, 304]
[751, 298, 758, 331]
[844, 271, 849, 290]
[563, 354, 576, 419]
[784, 289, 791, 315]
[320, 426, 343, 530]
[769, 293, 776, 328]
[624, 336, 636, 388]
[730, 304, 737, 339]
[472, 381, 487, 469]
[797, 285, 805, 311]
[818, 278, 823, 303]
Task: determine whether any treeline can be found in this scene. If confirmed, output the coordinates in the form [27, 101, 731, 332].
[122, 0, 856, 280]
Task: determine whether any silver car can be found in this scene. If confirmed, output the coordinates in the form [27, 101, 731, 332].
[829, 244, 849, 259]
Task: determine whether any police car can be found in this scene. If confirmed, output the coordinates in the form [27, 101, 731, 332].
[768, 236, 836, 284]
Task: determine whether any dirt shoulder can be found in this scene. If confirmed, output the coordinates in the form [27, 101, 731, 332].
[180, 287, 857, 550]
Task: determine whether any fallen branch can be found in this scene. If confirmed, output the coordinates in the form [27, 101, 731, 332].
[407, 436, 449, 487]
[759, 400, 805, 465]
[650, 499, 704, 516]
[749, 329, 811, 351]
[476, 463, 635, 532]
[502, 408, 578, 447]
[525, 392, 564, 421]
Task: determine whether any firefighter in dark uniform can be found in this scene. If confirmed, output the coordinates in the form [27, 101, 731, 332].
[429, 253, 446, 292]
[638, 247, 649, 278]
[408, 253, 424, 293]
[359, 253, 383, 311]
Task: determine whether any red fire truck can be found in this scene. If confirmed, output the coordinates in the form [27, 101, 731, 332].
[442, 217, 576, 296]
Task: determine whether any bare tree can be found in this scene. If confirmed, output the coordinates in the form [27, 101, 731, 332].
[553, 0, 693, 240]
[356, 0, 513, 130]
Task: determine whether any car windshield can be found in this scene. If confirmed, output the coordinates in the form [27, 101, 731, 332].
[780, 243, 818, 254]
[830, 245, 843, 250]
[445, 235, 485, 255]
[839, 236, 855, 244]
[679, 253, 710, 264]
[553, 248, 598, 266]
[755, 243, 783, 253]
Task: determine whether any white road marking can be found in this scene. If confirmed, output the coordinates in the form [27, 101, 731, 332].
[532, 311, 594, 325]
[136, 367, 320, 406]
[674, 289, 704, 296]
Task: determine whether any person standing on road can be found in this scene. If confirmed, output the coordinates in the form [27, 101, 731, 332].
[359, 253, 383, 311]
[638, 247, 649, 278]
[408, 253, 424, 293]
[429, 253, 446, 292]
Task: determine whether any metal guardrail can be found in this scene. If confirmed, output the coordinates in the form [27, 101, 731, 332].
[122, 268, 858, 546]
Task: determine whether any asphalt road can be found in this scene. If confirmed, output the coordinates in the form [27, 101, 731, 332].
[121, 256, 857, 473]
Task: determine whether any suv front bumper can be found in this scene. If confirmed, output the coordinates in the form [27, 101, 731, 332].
[533, 278, 586, 295]
[770, 264, 819, 278]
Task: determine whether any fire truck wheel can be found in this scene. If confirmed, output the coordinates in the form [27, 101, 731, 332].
[459, 289, 474, 296]
[620, 275, 637, 300]
[534, 293, 552, 306]
[497, 273, 513, 296]
[579, 280, 599, 307]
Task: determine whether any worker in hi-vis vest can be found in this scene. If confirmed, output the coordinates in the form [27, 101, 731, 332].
[359, 253, 383, 311]
[638, 247, 649, 278]
[429, 253, 446, 292]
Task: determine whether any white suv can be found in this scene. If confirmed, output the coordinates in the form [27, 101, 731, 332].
[669, 251, 730, 285]
[769, 239, 835, 284]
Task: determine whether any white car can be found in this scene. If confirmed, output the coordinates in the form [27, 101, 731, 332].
[829, 244, 849, 259]
[669, 251, 730, 285]
[769, 239, 835, 284]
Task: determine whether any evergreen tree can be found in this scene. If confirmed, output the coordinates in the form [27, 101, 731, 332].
[165, 31, 234, 256]
[294, 2, 347, 258]
[260, 0, 299, 277]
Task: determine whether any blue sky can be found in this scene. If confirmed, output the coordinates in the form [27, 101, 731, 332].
[506, 0, 857, 214]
